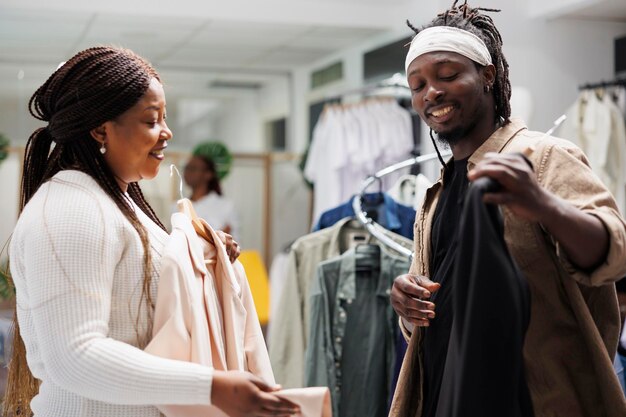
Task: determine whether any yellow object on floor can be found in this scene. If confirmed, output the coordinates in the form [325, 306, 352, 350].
[237, 250, 270, 325]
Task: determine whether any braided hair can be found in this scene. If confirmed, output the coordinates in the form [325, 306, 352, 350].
[5, 46, 166, 416]
[408, 1, 510, 118]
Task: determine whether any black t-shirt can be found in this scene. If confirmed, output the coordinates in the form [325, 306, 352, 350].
[422, 158, 469, 417]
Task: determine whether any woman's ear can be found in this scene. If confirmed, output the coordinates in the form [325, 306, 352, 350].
[89, 124, 107, 146]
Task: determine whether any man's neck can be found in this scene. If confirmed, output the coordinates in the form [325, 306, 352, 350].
[450, 116, 500, 160]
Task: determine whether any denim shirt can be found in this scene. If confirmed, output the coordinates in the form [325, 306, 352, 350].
[313, 194, 416, 240]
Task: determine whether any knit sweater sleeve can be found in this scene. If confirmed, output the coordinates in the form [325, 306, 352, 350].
[17, 181, 213, 406]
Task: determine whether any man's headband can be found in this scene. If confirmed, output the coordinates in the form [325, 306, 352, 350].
[405, 26, 492, 73]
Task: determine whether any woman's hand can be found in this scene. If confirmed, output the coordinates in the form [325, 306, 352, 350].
[215, 231, 241, 263]
[391, 274, 440, 328]
[211, 371, 300, 417]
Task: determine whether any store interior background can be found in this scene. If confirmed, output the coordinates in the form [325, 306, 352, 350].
[0, 0, 625, 268]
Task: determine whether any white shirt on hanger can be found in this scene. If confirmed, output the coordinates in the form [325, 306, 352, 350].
[558, 91, 626, 214]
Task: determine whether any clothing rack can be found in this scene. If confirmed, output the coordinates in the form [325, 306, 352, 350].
[578, 78, 626, 90]
[352, 151, 451, 260]
[325, 72, 410, 101]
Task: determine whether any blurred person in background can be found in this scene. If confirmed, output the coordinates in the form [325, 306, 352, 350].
[181, 150, 240, 241]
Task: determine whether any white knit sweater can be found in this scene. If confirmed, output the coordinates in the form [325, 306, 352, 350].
[9, 171, 213, 417]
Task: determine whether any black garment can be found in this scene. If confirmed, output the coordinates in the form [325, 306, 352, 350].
[422, 159, 469, 417]
[435, 177, 534, 417]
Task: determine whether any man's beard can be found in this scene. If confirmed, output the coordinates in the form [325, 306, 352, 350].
[433, 117, 480, 147]
[435, 126, 465, 146]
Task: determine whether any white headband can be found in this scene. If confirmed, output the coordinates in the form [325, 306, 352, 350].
[405, 26, 492, 73]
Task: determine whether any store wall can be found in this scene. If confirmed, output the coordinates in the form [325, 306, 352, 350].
[289, 0, 626, 182]
[528, 0, 596, 18]
[0, 99, 42, 145]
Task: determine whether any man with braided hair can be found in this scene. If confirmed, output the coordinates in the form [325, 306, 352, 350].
[390, 2, 626, 416]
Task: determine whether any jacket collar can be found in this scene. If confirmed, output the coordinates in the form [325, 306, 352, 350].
[170, 213, 240, 295]
[171, 213, 208, 277]
[336, 247, 398, 302]
[433, 118, 529, 183]
[468, 117, 528, 168]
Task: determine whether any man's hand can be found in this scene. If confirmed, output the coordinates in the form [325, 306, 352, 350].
[391, 274, 441, 328]
[468, 151, 609, 270]
[211, 371, 300, 417]
[467, 152, 549, 222]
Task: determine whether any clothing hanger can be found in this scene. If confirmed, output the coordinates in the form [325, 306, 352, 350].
[170, 165, 216, 265]
[354, 240, 381, 273]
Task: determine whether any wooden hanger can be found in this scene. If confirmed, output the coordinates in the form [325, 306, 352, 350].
[170, 165, 216, 265]
[177, 198, 213, 244]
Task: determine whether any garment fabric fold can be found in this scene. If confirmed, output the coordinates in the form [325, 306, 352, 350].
[146, 212, 330, 417]
[434, 177, 534, 417]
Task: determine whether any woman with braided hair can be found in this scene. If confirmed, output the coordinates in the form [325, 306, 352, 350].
[5, 46, 298, 417]
[390, 2, 626, 416]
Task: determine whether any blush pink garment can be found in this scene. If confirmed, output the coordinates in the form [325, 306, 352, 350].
[146, 212, 331, 417]
[276, 387, 332, 417]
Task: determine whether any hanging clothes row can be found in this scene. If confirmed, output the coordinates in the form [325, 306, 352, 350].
[268, 211, 413, 417]
[270, 148, 436, 416]
[557, 80, 626, 214]
[304, 98, 415, 223]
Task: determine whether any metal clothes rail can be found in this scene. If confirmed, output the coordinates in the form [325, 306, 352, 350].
[351, 151, 450, 260]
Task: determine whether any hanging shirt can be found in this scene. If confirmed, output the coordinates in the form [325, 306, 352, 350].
[305, 108, 348, 222]
[146, 212, 332, 417]
[146, 213, 273, 417]
[305, 246, 411, 417]
[387, 174, 434, 211]
[422, 158, 468, 417]
[558, 92, 626, 214]
[312, 194, 416, 240]
[304, 101, 415, 224]
[268, 218, 412, 388]
[434, 177, 533, 417]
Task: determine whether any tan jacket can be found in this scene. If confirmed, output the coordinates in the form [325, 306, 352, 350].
[146, 213, 332, 417]
[390, 119, 626, 417]
[146, 213, 274, 417]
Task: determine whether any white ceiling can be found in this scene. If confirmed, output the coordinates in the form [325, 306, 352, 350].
[564, 0, 626, 21]
[0, 0, 409, 101]
[530, 0, 626, 21]
[1, 0, 624, 103]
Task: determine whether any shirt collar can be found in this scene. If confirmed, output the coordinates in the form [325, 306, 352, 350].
[433, 118, 528, 184]
[354, 194, 402, 231]
[336, 247, 398, 301]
